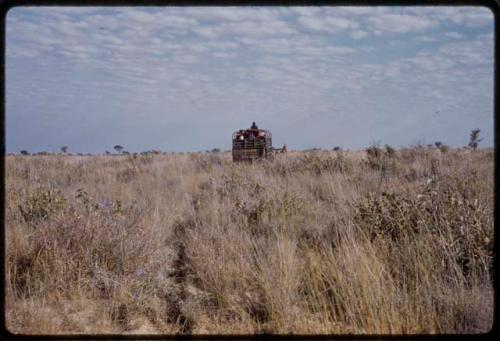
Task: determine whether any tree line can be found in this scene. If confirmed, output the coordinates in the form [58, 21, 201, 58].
[13, 129, 485, 156]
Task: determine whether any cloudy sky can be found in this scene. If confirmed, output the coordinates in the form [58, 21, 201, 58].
[6, 6, 494, 153]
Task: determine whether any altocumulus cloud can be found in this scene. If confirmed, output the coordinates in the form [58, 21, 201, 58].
[6, 6, 494, 153]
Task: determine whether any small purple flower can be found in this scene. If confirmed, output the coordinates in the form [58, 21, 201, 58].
[99, 199, 112, 209]
[135, 268, 145, 277]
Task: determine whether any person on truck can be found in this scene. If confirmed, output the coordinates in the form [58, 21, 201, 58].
[251, 122, 258, 129]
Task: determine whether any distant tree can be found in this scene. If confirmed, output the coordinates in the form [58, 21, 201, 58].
[105, 150, 110, 155]
[468, 129, 482, 150]
[114, 145, 124, 154]
[61, 146, 68, 154]
[333, 146, 342, 151]
[122, 151, 130, 155]
[20, 150, 29, 156]
[211, 148, 221, 153]
[434, 141, 442, 148]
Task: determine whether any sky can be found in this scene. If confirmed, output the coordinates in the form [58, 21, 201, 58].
[6, 6, 494, 153]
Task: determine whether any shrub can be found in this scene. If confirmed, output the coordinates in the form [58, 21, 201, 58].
[75, 188, 100, 213]
[18, 187, 66, 224]
[438, 144, 449, 153]
[116, 168, 138, 183]
[296, 152, 351, 175]
[384, 144, 396, 158]
[356, 175, 493, 282]
[366, 143, 384, 170]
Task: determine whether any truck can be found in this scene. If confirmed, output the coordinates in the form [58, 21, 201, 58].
[232, 122, 285, 162]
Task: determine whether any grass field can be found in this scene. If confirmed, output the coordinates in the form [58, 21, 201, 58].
[5, 146, 494, 334]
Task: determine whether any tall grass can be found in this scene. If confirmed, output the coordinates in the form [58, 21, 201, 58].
[5, 148, 494, 334]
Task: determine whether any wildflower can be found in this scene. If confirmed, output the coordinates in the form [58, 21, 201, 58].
[100, 199, 112, 209]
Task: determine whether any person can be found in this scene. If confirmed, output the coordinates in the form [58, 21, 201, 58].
[251, 122, 258, 129]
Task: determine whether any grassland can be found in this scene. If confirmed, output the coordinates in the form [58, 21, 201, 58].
[5, 146, 494, 334]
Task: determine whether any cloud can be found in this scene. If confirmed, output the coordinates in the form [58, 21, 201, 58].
[180, 7, 283, 22]
[447, 7, 493, 27]
[212, 51, 237, 59]
[290, 7, 322, 17]
[407, 7, 492, 28]
[415, 31, 463, 43]
[193, 19, 297, 39]
[297, 15, 358, 33]
[443, 32, 462, 39]
[351, 30, 368, 39]
[415, 35, 437, 42]
[5, 6, 494, 152]
[367, 13, 438, 34]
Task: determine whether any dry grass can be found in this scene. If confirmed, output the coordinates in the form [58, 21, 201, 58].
[5, 147, 494, 334]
